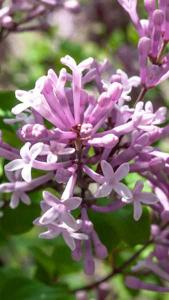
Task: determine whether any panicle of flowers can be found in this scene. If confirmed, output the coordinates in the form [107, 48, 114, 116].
[0, 0, 80, 40]
[1, 52, 169, 278]
[117, 0, 169, 90]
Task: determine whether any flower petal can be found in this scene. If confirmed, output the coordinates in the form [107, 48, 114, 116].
[62, 230, 76, 251]
[43, 191, 60, 206]
[133, 201, 142, 221]
[30, 143, 44, 160]
[15, 89, 28, 101]
[58, 147, 75, 155]
[10, 193, 19, 209]
[134, 181, 144, 194]
[113, 182, 132, 199]
[95, 182, 112, 198]
[5, 159, 25, 172]
[40, 200, 50, 212]
[20, 142, 31, 160]
[63, 197, 82, 210]
[39, 207, 59, 225]
[138, 192, 158, 205]
[47, 153, 58, 163]
[62, 212, 79, 230]
[101, 160, 114, 180]
[12, 102, 30, 115]
[114, 163, 130, 181]
[39, 228, 60, 239]
[21, 164, 32, 182]
[71, 232, 88, 240]
[21, 193, 31, 205]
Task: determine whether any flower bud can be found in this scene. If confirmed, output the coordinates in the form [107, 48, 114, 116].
[144, 0, 156, 13]
[84, 257, 95, 275]
[138, 37, 151, 56]
[153, 9, 164, 26]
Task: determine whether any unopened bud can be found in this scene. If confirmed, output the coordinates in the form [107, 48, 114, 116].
[138, 37, 151, 56]
[144, 0, 156, 13]
[153, 9, 164, 26]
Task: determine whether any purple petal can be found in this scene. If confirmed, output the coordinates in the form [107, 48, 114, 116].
[88, 134, 118, 148]
[47, 153, 58, 163]
[78, 57, 94, 72]
[21, 165, 32, 182]
[58, 147, 75, 155]
[39, 228, 60, 239]
[134, 181, 144, 194]
[61, 174, 77, 200]
[63, 197, 82, 210]
[83, 165, 104, 184]
[10, 193, 19, 209]
[30, 143, 44, 160]
[20, 142, 31, 160]
[138, 192, 158, 205]
[5, 159, 25, 172]
[133, 201, 142, 221]
[43, 191, 60, 206]
[12, 102, 30, 115]
[95, 182, 112, 198]
[114, 163, 130, 181]
[20, 193, 31, 205]
[62, 212, 79, 230]
[39, 207, 59, 225]
[62, 230, 76, 251]
[101, 160, 114, 180]
[71, 232, 88, 240]
[155, 187, 169, 211]
[113, 182, 132, 199]
[128, 76, 141, 87]
[125, 276, 169, 292]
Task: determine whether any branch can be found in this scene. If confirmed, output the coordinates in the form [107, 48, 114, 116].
[73, 221, 169, 292]
[72, 239, 152, 292]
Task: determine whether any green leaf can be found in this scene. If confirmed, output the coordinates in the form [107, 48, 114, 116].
[0, 273, 73, 300]
[0, 91, 16, 111]
[52, 238, 82, 275]
[0, 203, 40, 235]
[2, 129, 22, 148]
[89, 205, 150, 250]
[0, 91, 16, 130]
[88, 209, 121, 251]
[31, 246, 56, 277]
[111, 205, 150, 246]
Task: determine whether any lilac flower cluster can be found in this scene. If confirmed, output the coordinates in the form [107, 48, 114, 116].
[0, 0, 79, 39]
[0, 0, 169, 294]
[0, 52, 169, 281]
[117, 0, 169, 91]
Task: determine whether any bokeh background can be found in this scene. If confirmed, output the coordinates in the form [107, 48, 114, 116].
[0, 1, 169, 299]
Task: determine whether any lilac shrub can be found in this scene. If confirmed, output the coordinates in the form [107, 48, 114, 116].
[0, 0, 169, 296]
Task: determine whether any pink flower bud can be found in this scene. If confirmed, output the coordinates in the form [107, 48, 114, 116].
[153, 9, 164, 25]
[144, 0, 156, 13]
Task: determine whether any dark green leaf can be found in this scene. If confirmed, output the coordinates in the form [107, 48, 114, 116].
[0, 203, 40, 235]
[0, 272, 73, 300]
[89, 205, 150, 250]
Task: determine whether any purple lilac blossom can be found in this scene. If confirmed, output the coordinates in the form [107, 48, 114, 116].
[0, 53, 169, 279]
[117, 0, 169, 89]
